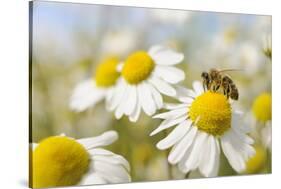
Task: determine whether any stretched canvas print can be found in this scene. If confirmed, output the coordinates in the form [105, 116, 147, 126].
[29, 1, 272, 188]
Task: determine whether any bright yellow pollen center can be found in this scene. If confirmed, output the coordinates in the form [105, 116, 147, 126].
[95, 57, 120, 87]
[122, 51, 155, 84]
[252, 93, 272, 123]
[32, 136, 90, 188]
[246, 146, 267, 174]
[189, 91, 232, 136]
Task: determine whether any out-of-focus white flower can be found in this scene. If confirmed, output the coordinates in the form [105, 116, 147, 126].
[151, 81, 255, 177]
[101, 30, 136, 56]
[109, 45, 185, 122]
[70, 57, 120, 112]
[151, 9, 191, 25]
[251, 93, 272, 150]
[262, 34, 272, 60]
[31, 131, 131, 188]
[233, 42, 261, 75]
[244, 145, 267, 174]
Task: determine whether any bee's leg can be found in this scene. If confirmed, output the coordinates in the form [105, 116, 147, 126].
[203, 81, 206, 91]
[216, 84, 220, 91]
[212, 84, 216, 92]
[226, 87, 231, 99]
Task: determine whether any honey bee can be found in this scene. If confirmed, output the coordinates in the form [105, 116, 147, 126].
[201, 68, 240, 100]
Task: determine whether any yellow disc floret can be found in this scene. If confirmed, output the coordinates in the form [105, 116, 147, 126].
[189, 91, 232, 136]
[32, 136, 90, 188]
[122, 51, 155, 84]
[95, 57, 120, 87]
[252, 93, 272, 123]
[245, 145, 267, 174]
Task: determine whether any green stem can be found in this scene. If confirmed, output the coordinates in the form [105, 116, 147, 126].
[185, 172, 191, 179]
[163, 129, 173, 179]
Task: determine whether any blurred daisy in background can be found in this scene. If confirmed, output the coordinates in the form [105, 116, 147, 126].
[262, 34, 272, 60]
[101, 30, 137, 57]
[251, 92, 272, 150]
[70, 56, 120, 112]
[151, 9, 191, 25]
[151, 81, 255, 177]
[109, 45, 185, 122]
[244, 145, 268, 174]
[31, 131, 131, 188]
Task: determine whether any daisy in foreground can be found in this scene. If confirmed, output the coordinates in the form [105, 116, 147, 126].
[31, 131, 131, 188]
[70, 57, 120, 112]
[109, 45, 185, 122]
[150, 81, 255, 177]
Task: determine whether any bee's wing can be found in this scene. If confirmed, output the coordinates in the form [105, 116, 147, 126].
[218, 68, 244, 73]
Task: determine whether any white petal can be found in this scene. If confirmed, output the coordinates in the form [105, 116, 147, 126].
[108, 79, 127, 111]
[192, 81, 204, 95]
[115, 83, 130, 119]
[147, 84, 163, 109]
[148, 45, 184, 65]
[221, 130, 248, 172]
[210, 139, 220, 177]
[70, 79, 106, 112]
[199, 135, 219, 177]
[168, 123, 197, 164]
[163, 103, 188, 110]
[153, 107, 187, 120]
[149, 76, 176, 97]
[93, 161, 131, 183]
[154, 66, 185, 84]
[124, 85, 137, 116]
[183, 132, 208, 172]
[105, 87, 114, 110]
[91, 154, 130, 172]
[175, 85, 197, 101]
[79, 172, 106, 185]
[138, 82, 156, 116]
[156, 120, 191, 150]
[150, 115, 187, 136]
[128, 97, 141, 122]
[262, 123, 272, 150]
[78, 131, 118, 149]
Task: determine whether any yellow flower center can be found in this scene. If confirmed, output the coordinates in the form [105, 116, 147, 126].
[32, 136, 90, 188]
[122, 51, 155, 84]
[95, 57, 120, 87]
[252, 93, 272, 123]
[245, 146, 267, 174]
[189, 91, 232, 136]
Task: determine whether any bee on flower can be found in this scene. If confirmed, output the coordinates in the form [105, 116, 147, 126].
[31, 131, 131, 188]
[151, 80, 255, 177]
[108, 45, 185, 122]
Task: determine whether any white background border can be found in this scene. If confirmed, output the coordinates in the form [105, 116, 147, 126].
[0, 0, 279, 188]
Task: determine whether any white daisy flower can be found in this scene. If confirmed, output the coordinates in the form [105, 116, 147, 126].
[31, 131, 131, 188]
[150, 81, 255, 177]
[70, 57, 120, 112]
[108, 45, 185, 122]
[101, 30, 136, 56]
[252, 92, 272, 150]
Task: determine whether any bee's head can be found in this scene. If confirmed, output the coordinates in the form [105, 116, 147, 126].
[201, 72, 209, 80]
